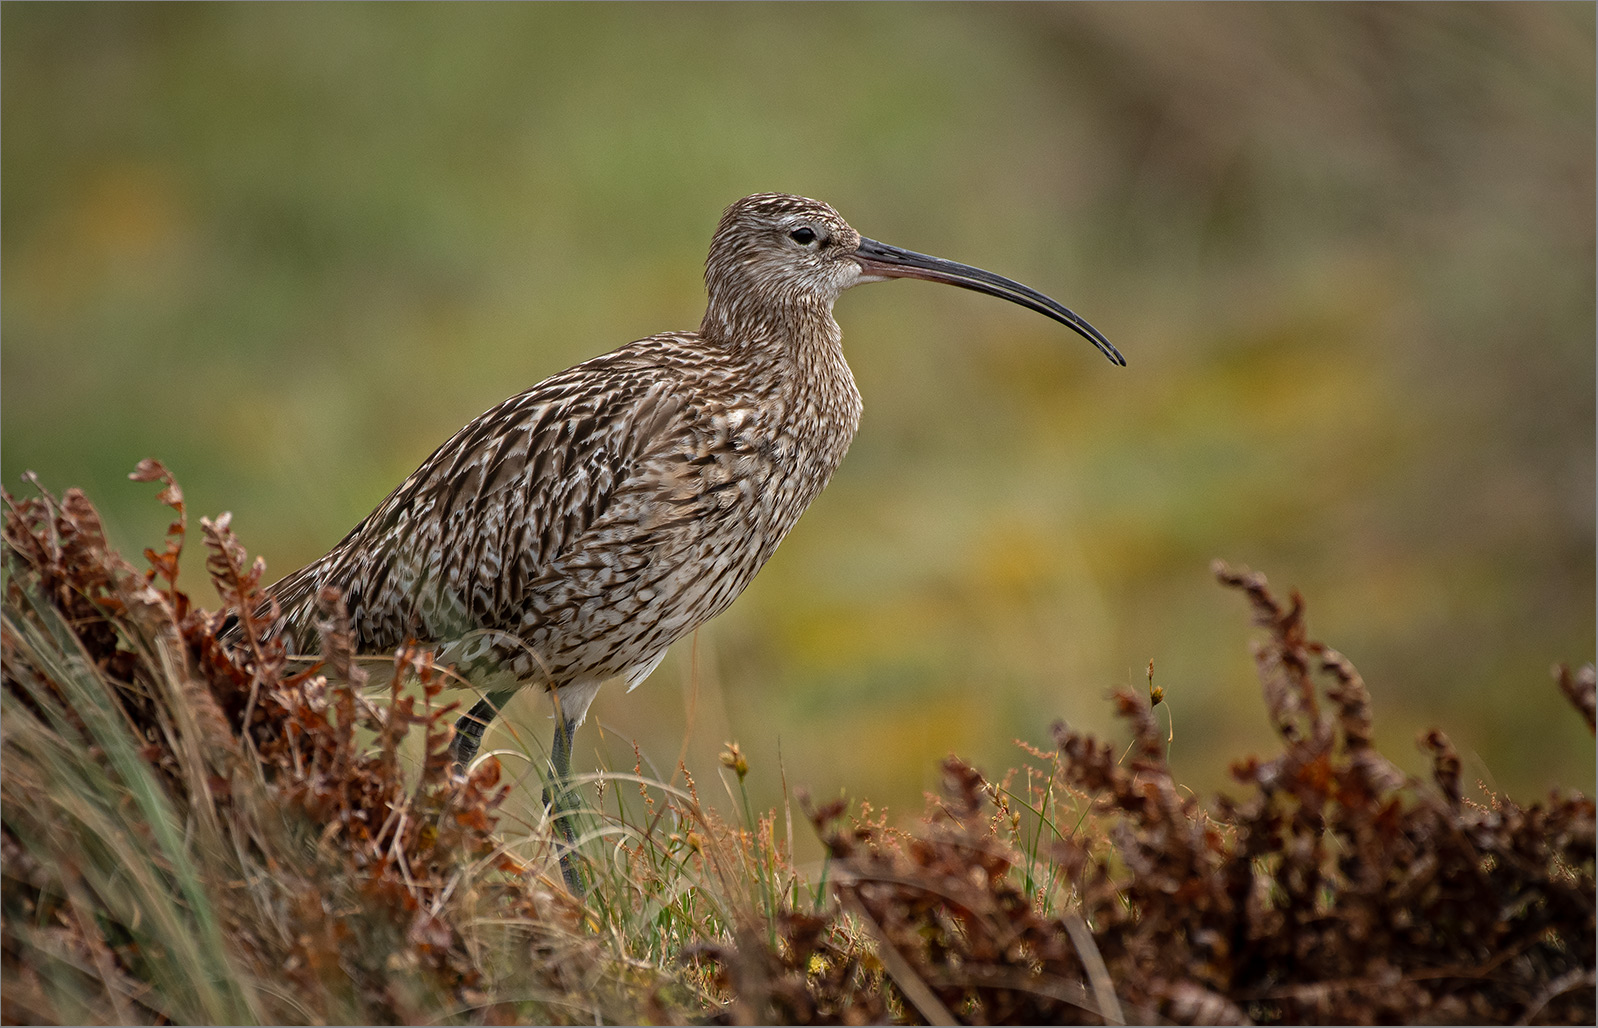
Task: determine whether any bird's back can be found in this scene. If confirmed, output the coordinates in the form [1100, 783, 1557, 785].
[264, 326, 861, 701]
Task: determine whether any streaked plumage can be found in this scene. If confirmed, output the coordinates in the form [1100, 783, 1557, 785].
[251, 193, 1122, 893]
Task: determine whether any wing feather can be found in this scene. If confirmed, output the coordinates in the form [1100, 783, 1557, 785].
[266, 338, 693, 653]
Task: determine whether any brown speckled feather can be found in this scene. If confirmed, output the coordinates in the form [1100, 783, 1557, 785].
[268, 334, 860, 697]
[251, 191, 1118, 743]
[264, 198, 866, 729]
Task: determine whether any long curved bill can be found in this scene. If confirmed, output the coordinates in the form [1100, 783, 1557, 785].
[854, 237, 1125, 366]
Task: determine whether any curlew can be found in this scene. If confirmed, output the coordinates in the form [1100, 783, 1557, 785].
[246, 193, 1123, 893]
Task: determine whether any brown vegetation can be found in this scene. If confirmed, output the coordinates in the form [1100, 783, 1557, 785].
[3, 468, 1593, 1024]
[2, 465, 597, 1023]
[726, 567, 1594, 1024]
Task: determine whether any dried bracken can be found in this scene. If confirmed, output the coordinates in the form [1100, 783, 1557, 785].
[1056, 561, 1597, 1024]
[2, 465, 596, 1023]
[1557, 662, 1596, 736]
[730, 562, 1594, 1025]
[3, 470, 1591, 1025]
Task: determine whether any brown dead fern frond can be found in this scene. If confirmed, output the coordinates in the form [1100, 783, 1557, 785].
[1, 468, 628, 1023]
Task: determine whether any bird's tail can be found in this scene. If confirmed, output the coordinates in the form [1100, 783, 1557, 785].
[217, 559, 322, 655]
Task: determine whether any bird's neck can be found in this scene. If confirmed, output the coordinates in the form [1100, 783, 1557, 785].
[700, 294, 844, 373]
[699, 295, 859, 436]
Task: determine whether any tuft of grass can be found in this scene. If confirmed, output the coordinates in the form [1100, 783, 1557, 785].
[1, 465, 663, 1022]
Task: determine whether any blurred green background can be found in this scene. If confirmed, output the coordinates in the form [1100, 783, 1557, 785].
[4, 3, 1593, 829]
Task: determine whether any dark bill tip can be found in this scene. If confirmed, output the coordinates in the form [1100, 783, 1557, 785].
[854, 237, 1125, 367]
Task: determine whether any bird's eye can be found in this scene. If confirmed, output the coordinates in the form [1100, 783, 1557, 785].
[789, 226, 818, 246]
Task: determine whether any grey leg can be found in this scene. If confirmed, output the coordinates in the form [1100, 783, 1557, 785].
[450, 688, 518, 771]
[452, 686, 585, 895]
[545, 709, 586, 896]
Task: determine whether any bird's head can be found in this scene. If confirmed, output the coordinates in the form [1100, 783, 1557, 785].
[703, 193, 863, 323]
[702, 192, 1124, 366]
